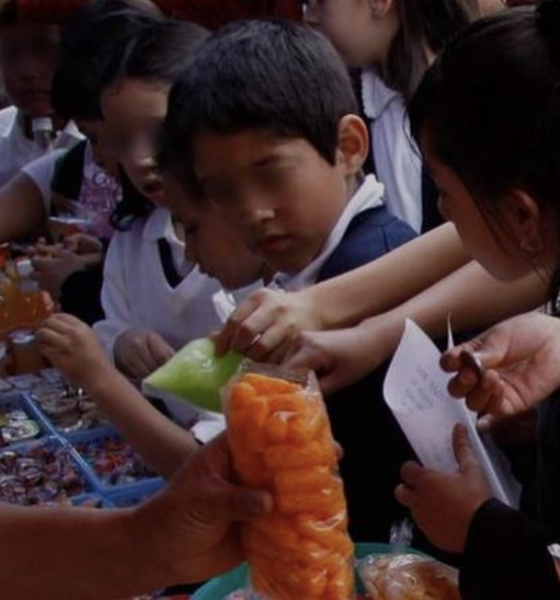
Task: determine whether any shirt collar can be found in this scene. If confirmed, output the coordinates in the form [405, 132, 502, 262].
[273, 174, 385, 291]
[361, 68, 400, 120]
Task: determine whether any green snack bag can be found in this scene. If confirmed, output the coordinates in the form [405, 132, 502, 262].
[143, 337, 242, 413]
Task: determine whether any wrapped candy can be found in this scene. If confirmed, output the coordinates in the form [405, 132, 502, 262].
[224, 365, 354, 600]
[357, 553, 460, 600]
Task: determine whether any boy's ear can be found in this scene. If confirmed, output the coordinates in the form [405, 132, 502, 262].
[498, 189, 546, 258]
[368, 0, 395, 18]
[336, 114, 369, 176]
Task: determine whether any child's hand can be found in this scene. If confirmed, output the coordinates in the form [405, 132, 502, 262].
[441, 313, 560, 418]
[31, 250, 87, 299]
[63, 233, 104, 257]
[284, 318, 393, 395]
[215, 288, 322, 363]
[36, 313, 111, 388]
[114, 328, 175, 379]
[395, 425, 492, 554]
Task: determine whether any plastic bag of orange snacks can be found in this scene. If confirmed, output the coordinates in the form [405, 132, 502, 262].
[224, 363, 355, 600]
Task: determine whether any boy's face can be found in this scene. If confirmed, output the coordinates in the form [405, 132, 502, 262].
[192, 129, 352, 273]
[101, 78, 169, 205]
[0, 24, 60, 117]
[162, 173, 267, 290]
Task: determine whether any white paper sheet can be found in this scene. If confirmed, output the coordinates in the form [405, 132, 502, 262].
[384, 319, 520, 507]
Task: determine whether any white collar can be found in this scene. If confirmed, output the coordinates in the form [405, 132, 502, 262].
[361, 68, 400, 121]
[273, 174, 385, 291]
[142, 207, 180, 244]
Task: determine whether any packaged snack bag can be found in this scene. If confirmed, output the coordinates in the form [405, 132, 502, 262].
[143, 338, 242, 412]
[357, 553, 460, 600]
[224, 364, 354, 600]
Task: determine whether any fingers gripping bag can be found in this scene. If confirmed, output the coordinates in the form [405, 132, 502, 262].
[357, 553, 461, 600]
[224, 363, 355, 600]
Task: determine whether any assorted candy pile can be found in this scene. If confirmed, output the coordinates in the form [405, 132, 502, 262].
[75, 436, 157, 486]
[0, 407, 41, 445]
[0, 444, 86, 505]
[34, 386, 109, 432]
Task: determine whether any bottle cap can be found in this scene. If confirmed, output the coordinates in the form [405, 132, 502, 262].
[31, 117, 54, 134]
[15, 258, 34, 278]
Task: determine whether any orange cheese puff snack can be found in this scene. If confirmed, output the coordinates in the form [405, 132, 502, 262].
[224, 364, 355, 600]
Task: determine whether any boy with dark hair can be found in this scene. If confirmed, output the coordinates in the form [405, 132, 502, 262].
[161, 19, 418, 541]
[0, 0, 82, 185]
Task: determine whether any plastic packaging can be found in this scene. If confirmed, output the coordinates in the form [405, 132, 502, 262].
[224, 363, 354, 600]
[357, 553, 460, 600]
[144, 337, 242, 413]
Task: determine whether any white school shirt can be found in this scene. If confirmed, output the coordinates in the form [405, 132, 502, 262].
[273, 174, 385, 292]
[0, 106, 82, 187]
[94, 207, 224, 356]
[94, 207, 231, 442]
[361, 69, 423, 233]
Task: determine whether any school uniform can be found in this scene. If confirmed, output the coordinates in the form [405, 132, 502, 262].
[23, 140, 122, 325]
[17, 0, 301, 28]
[94, 207, 223, 356]
[274, 174, 418, 542]
[93, 207, 236, 441]
[460, 499, 560, 600]
[360, 69, 442, 234]
[0, 106, 82, 187]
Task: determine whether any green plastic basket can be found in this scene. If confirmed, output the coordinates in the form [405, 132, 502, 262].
[192, 543, 406, 599]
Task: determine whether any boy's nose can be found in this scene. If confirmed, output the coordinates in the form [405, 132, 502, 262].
[242, 205, 276, 227]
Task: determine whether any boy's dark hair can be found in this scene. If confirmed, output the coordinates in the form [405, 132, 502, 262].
[160, 19, 358, 186]
[409, 1, 560, 300]
[108, 18, 208, 231]
[52, 0, 160, 121]
[387, 0, 479, 101]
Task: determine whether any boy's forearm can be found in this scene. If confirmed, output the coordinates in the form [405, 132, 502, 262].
[0, 502, 170, 600]
[306, 223, 470, 330]
[360, 261, 548, 358]
[87, 367, 198, 479]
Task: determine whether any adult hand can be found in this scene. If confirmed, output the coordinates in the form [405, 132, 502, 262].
[395, 425, 492, 554]
[214, 288, 323, 364]
[140, 433, 273, 583]
[36, 313, 111, 388]
[441, 313, 560, 417]
[114, 328, 175, 379]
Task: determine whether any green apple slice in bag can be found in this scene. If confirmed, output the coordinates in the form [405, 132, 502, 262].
[143, 337, 242, 413]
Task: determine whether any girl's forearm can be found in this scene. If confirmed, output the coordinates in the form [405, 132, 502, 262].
[360, 261, 548, 360]
[306, 223, 471, 330]
[87, 367, 197, 478]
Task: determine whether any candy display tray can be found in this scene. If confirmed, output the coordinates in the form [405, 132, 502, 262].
[0, 391, 165, 508]
[0, 392, 57, 444]
[65, 428, 165, 495]
[0, 435, 98, 504]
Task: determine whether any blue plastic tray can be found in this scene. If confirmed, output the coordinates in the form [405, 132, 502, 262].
[105, 478, 165, 508]
[66, 428, 162, 493]
[192, 543, 416, 599]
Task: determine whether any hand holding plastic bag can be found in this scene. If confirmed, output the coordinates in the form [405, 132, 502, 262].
[224, 364, 354, 600]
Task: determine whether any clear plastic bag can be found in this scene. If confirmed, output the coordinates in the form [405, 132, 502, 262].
[357, 552, 460, 600]
[224, 363, 354, 600]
